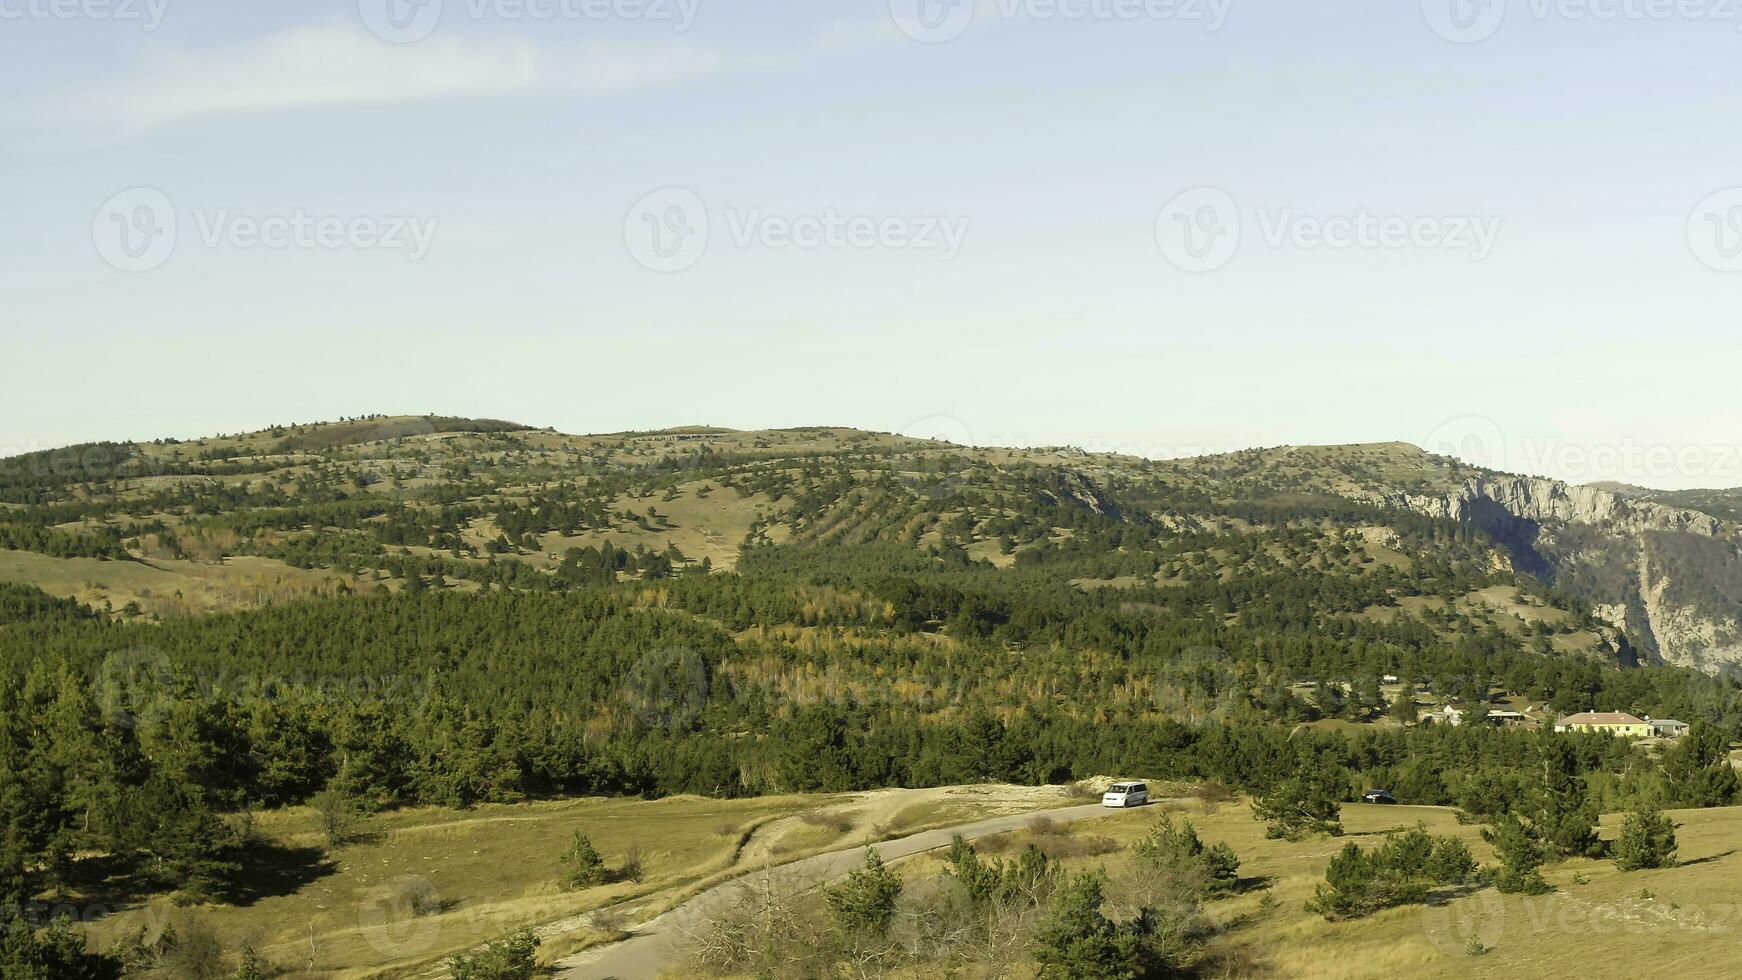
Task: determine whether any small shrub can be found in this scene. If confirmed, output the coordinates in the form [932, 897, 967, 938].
[1465, 939, 1490, 957]
[591, 907, 630, 940]
[161, 919, 227, 980]
[10, 918, 118, 978]
[561, 831, 608, 889]
[447, 929, 540, 980]
[310, 790, 369, 847]
[1067, 780, 1104, 801]
[798, 810, 855, 833]
[1306, 825, 1472, 920]
[1032, 869, 1184, 980]
[1037, 834, 1122, 860]
[229, 806, 263, 848]
[825, 849, 903, 938]
[1424, 837, 1477, 884]
[1253, 766, 1344, 840]
[944, 835, 1060, 912]
[1028, 815, 1065, 837]
[615, 846, 645, 884]
[1133, 815, 1240, 897]
[408, 879, 446, 917]
[1483, 816, 1552, 895]
[234, 942, 267, 980]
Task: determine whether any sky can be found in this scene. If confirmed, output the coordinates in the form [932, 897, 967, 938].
[3, 0, 1741, 489]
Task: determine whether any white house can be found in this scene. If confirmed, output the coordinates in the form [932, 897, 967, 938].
[1647, 717, 1690, 738]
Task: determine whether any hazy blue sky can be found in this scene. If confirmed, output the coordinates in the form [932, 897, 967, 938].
[4, 0, 1741, 488]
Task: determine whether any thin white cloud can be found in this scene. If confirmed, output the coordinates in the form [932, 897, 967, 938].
[25, 22, 748, 138]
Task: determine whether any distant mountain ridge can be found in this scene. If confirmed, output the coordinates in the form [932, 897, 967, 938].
[2, 417, 1740, 673]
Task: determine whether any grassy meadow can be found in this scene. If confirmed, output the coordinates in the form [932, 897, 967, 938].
[76, 793, 831, 978]
[69, 785, 1079, 978]
[883, 799, 1742, 979]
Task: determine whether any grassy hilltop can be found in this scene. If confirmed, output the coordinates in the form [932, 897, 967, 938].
[0, 416, 1645, 658]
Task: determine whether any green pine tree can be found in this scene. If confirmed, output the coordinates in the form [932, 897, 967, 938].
[1032, 870, 1148, 980]
[1253, 754, 1345, 840]
[561, 831, 607, 889]
[1613, 804, 1677, 871]
[1390, 689, 1418, 725]
[1483, 815, 1551, 895]
[825, 848, 903, 938]
[1662, 723, 1739, 808]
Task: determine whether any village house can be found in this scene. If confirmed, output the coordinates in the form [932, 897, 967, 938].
[1553, 711, 1650, 737]
[1419, 707, 1530, 728]
[1648, 718, 1690, 738]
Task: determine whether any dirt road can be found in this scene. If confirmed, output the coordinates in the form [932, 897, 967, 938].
[555, 801, 1133, 979]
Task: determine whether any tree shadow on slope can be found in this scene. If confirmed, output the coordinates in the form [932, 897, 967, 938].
[222, 839, 338, 906]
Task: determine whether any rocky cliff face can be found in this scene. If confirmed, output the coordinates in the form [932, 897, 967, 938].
[1356, 476, 1742, 674]
[1381, 476, 1722, 538]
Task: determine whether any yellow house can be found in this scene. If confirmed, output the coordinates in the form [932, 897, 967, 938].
[1553, 711, 1650, 737]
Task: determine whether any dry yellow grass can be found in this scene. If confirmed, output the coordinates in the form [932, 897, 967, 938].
[77, 793, 832, 979]
[529, 482, 779, 572]
[950, 800, 1742, 980]
[68, 784, 1085, 978]
[0, 550, 355, 617]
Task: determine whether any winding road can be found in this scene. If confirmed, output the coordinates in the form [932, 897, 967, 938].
[555, 801, 1137, 979]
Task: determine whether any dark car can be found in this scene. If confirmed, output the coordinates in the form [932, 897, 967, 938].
[1361, 790, 1397, 804]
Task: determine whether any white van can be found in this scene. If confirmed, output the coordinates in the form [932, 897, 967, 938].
[1101, 781, 1149, 808]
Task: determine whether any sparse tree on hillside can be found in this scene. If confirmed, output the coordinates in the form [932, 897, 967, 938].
[1131, 815, 1239, 898]
[1390, 689, 1418, 725]
[561, 831, 607, 889]
[1482, 815, 1551, 895]
[1532, 731, 1601, 859]
[1662, 723, 1739, 808]
[447, 928, 539, 980]
[1253, 756, 1345, 840]
[1030, 871, 1149, 980]
[1613, 804, 1677, 871]
[1353, 675, 1383, 718]
[825, 849, 903, 939]
[1313, 677, 1345, 719]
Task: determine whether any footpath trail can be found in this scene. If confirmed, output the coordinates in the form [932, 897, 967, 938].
[555, 801, 1135, 979]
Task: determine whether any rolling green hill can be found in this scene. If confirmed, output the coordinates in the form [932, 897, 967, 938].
[3, 415, 1737, 669]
